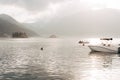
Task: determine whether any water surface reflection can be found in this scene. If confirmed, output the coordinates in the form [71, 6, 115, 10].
[0, 39, 120, 80]
[86, 52, 120, 80]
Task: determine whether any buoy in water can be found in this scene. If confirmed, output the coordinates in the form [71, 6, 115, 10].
[41, 47, 43, 50]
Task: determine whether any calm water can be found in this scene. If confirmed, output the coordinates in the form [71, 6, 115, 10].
[0, 38, 120, 80]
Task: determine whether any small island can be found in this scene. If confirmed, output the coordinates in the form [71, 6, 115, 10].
[12, 32, 28, 38]
[49, 35, 57, 38]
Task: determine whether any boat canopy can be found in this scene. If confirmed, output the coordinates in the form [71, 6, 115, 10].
[100, 38, 113, 40]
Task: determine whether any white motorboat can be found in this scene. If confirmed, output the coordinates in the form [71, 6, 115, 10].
[88, 38, 120, 53]
[88, 45, 118, 53]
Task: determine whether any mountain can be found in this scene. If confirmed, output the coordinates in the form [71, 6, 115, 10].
[0, 14, 38, 37]
[27, 8, 120, 37]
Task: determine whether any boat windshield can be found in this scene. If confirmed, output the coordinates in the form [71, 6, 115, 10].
[100, 38, 113, 40]
[100, 38, 113, 46]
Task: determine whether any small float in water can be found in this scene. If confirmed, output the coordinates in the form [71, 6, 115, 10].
[78, 40, 89, 46]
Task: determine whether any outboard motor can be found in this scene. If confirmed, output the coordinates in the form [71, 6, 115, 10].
[118, 47, 120, 53]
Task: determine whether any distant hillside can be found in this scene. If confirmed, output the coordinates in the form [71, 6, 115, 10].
[27, 8, 120, 37]
[0, 14, 38, 37]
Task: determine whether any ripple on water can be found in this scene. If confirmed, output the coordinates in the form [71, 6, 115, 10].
[0, 39, 120, 80]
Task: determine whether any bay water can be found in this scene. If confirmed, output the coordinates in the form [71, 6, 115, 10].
[0, 38, 119, 80]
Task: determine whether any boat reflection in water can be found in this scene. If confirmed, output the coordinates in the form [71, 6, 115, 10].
[89, 52, 117, 68]
[83, 52, 120, 80]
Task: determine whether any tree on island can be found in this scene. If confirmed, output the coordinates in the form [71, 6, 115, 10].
[12, 32, 28, 38]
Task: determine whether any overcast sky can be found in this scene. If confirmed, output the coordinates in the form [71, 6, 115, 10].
[0, 0, 120, 37]
[0, 0, 120, 23]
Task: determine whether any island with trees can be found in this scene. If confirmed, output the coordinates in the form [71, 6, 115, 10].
[49, 35, 57, 38]
[12, 32, 28, 38]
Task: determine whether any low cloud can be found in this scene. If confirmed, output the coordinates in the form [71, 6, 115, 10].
[0, 0, 67, 11]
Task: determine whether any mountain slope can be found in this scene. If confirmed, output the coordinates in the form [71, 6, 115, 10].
[0, 14, 38, 37]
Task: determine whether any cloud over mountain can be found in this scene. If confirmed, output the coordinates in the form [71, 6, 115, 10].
[0, 0, 120, 37]
[0, 0, 67, 11]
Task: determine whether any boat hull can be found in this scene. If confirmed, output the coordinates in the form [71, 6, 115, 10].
[88, 46, 118, 53]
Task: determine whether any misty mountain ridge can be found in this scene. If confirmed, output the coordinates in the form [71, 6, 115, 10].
[28, 8, 120, 37]
[0, 14, 18, 23]
[0, 14, 38, 38]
